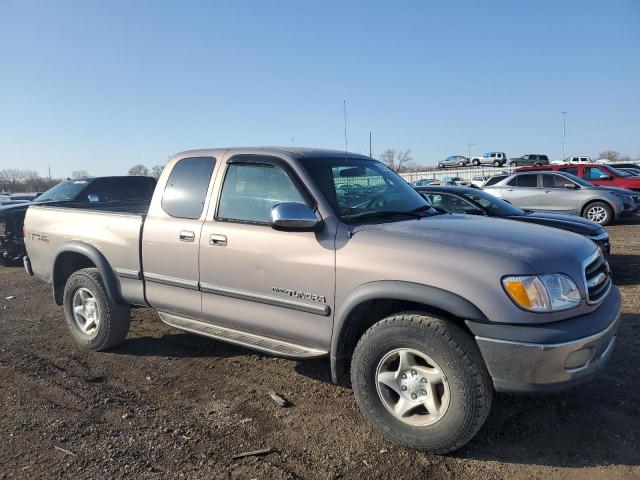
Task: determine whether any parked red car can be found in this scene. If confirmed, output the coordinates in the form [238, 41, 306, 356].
[515, 164, 640, 191]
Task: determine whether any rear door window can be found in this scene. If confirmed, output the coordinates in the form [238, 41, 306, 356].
[515, 173, 538, 187]
[161, 157, 216, 219]
[84, 177, 156, 203]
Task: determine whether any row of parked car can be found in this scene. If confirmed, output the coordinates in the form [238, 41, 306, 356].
[437, 152, 550, 168]
[436, 152, 640, 170]
[409, 163, 640, 262]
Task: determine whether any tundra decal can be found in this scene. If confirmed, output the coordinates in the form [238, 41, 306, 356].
[272, 287, 326, 304]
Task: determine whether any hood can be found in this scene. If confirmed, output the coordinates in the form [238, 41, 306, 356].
[508, 211, 602, 235]
[0, 201, 33, 216]
[354, 214, 597, 271]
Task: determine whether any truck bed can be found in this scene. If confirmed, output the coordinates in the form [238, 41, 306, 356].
[24, 204, 147, 305]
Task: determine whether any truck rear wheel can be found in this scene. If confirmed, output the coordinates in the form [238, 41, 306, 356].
[62, 268, 130, 350]
[351, 313, 492, 453]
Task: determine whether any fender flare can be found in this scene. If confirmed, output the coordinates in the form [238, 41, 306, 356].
[52, 241, 123, 305]
[330, 280, 487, 383]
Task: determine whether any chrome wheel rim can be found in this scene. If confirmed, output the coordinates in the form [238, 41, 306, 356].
[375, 348, 450, 426]
[587, 206, 607, 224]
[72, 287, 100, 336]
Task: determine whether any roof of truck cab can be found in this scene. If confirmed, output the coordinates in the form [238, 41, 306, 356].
[172, 147, 372, 161]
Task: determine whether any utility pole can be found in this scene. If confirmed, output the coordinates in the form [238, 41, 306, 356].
[48, 165, 51, 181]
[369, 131, 372, 158]
[468, 142, 474, 162]
[562, 111, 567, 159]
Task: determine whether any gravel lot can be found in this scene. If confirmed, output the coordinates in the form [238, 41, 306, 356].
[1, 220, 639, 479]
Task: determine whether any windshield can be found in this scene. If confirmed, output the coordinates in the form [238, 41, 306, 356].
[461, 190, 524, 216]
[607, 165, 631, 177]
[35, 179, 90, 202]
[298, 158, 432, 223]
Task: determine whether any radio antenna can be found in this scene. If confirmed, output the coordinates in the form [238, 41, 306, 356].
[343, 99, 353, 238]
[343, 100, 348, 159]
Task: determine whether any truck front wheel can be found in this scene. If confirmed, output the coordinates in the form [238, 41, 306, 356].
[351, 313, 492, 453]
[63, 268, 130, 351]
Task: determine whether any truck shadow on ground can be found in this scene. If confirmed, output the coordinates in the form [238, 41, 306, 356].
[111, 310, 639, 468]
[609, 254, 640, 286]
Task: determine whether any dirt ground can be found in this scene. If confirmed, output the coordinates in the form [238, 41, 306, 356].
[1, 221, 639, 480]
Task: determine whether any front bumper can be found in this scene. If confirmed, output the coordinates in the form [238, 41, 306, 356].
[466, 287, 622, 394]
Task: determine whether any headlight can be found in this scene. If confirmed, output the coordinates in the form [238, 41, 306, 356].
[613, 193, 632, 200]
[502, 274, 581, 312]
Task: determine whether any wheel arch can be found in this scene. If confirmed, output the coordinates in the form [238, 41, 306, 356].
[52, 242, 123, 306]
[330, 281, 488, 384]
[580, 198, 613, 218]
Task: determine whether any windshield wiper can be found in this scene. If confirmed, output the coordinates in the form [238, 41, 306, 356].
[347, 209, 425, 222]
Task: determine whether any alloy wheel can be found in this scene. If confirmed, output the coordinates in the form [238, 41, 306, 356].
[375, 348, 450, 426]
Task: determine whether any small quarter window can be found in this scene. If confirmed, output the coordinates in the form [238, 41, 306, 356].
[161, 157, 215, 219]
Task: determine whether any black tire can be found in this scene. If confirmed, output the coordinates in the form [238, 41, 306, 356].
[582, 201, 613, 226]
[62, 268, 130, 350]
[457, 161, 464, 167]
[351, 313, 492, 453]
[493, 160, 500, 167]
[437, 163, 444, 169]
[509, 161, 517, 167]
[472, 159, 480, 166]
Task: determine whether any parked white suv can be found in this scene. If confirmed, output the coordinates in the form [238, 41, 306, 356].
[471, 152, 507, 167]
[552, 156, 591, 165]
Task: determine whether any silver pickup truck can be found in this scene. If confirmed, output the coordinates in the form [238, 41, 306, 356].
[23, 147, 621, 453]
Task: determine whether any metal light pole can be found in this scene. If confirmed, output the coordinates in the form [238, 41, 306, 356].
[468, 142, 474, 162]
[562, 111, 567, 159]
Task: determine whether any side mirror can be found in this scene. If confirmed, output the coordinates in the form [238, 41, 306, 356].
[270, 202, 319, 231]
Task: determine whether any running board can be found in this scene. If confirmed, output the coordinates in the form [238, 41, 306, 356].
[158, 312, 328, 359]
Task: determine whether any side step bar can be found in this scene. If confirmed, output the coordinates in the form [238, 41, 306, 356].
[159, 312, 328, 359]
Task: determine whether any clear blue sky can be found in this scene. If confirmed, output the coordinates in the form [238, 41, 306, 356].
[1, 0, 639, 177]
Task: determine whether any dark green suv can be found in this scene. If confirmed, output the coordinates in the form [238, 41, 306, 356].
[509, 154, 549, 167]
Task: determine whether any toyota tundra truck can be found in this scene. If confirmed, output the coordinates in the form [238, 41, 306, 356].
[23, 147, 621, 453]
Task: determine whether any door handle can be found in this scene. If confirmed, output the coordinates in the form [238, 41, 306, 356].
[179, 230, 195, 242]
[209, 233, 227, 246]
[543, 189, 551, 193]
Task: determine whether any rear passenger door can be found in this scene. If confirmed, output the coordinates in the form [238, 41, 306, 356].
[502, 173, 540, 209]
[142, 156, 217, 318]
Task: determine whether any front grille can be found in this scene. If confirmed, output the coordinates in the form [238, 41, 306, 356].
[584, 251, 611, 304]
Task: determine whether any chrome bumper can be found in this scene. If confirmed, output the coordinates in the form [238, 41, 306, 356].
[475, 310, 621, 393]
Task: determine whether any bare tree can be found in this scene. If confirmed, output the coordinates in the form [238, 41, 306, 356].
[71, 169, 90, 179]
[21, 170, 41, 192]
[0, 169, 24, 192]
[151, 164, 165, 179]
[128, 164, 149, 176]
[598, 150, 620, 161]
[379, 148, 415, 173]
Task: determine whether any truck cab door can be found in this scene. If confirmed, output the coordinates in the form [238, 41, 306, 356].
[198, 154, 335, 350]
[142, 156, 217, 318]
